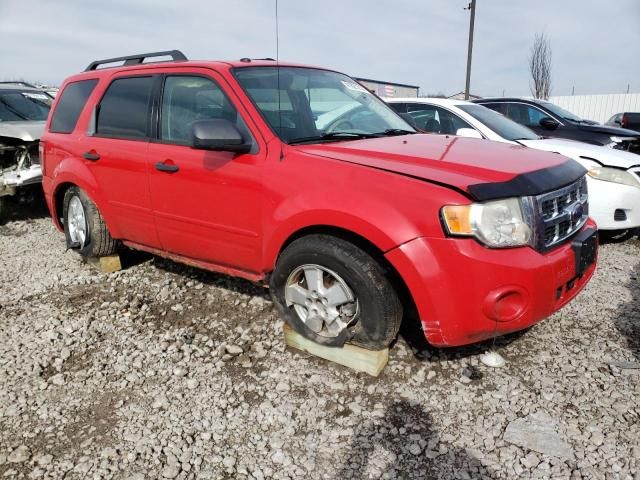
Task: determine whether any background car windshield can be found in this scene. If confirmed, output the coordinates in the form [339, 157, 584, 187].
[234, 67, 414, 142]
[458, 104, 539, 141]
[538, 101, 582, 122]
[0, 91, 52, 121]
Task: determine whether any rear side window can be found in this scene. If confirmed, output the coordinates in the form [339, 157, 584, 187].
[96, 76, 154, 140]
[49, 79, 98, 133]
[482, 102, 507, 115]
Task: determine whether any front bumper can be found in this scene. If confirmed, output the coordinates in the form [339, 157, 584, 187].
[587, 176, 640, 230]
[0, 165, 42, 197]
[385, 220, 597, 347]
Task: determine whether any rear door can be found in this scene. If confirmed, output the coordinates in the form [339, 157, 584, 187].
[146, 69, 264, 272]
[87, 74, 159, 246]
[497, 101, 579, 141]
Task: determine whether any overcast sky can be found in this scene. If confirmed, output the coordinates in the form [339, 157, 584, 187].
[1, 0, 639, 97]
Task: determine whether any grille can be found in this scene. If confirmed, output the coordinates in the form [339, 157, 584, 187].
[534, 176, 588, 251]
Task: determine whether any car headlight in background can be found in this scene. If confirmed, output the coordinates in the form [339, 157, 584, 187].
[441, 198, 532, 248]
[587, 166, 640, 188]
[605, 136, 636, 149]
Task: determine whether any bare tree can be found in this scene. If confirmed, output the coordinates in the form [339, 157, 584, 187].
[529, 33, 552, 99]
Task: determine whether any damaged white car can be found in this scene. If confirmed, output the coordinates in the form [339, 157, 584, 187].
[0, 83, 52, 219]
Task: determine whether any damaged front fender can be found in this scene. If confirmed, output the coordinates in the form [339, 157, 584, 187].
[0, 121, 45, 198]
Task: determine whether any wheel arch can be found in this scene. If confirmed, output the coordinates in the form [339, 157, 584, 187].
[273, 224, 418, 319]
[50, 160, 121, 238]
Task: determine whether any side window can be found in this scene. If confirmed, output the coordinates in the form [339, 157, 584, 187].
[50, 79, 98, 133]
[405, 104, 472, 134]
[96, 76, 154, 139]
[388, 103, 408, 114]
[487, 103, 507, 115]
[434, 106, 473, 134]
[506, 103, 548, 127]
[160, 76, 249, 145]
[407, 103, 439, 131]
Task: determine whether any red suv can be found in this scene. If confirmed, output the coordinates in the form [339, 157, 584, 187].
[41, 51, 597, 349]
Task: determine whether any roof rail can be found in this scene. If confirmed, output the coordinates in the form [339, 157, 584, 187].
[0, 81, 38, 88]
[84, 50, 188, 72]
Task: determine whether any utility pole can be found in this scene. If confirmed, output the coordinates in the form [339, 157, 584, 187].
[464, 0, 476, 100]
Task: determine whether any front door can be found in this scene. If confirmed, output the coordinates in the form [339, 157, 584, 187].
[147, 72, 264, 272]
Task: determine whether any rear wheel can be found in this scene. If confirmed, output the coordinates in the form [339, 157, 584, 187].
[62, 186, 117, 257]
[270, 235, 403, 349]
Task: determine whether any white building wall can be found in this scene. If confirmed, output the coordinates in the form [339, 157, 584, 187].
[548, 93, 640, 124]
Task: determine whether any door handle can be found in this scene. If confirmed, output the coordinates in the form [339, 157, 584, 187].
[155, 161, 180, 173]
[83, 151, 100, 161]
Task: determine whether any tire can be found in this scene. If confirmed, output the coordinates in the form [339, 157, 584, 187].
[62, 186, 117, 258]
[0, 197, 5, 223]
[270, 235, 403, 349]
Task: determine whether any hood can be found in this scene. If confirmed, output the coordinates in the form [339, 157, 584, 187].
[520, 138, 640, 169]
[0, 121, 46, 142]
[295, 134, 586, 200]
[573, 121, 640, 138]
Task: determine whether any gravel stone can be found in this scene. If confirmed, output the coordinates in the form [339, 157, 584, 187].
[0, 216, 638, 479]
[504, 412, 575, 459]
[7, 446, 30, 463]
[225, 344, 243, 356]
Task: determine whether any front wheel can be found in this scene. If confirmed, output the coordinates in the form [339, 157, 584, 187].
[270, 235, 403, 349]
[62, 186, 117, 258]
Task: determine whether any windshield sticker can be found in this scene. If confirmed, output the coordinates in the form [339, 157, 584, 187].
[341, 81, 369, 93]
[22, 93, 49, 100]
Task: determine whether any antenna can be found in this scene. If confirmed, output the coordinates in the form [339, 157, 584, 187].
[275, 0, 284, 160]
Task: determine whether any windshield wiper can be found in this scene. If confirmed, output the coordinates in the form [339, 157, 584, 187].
[288, 132, 382, 145]
[379, 128, 417, 136]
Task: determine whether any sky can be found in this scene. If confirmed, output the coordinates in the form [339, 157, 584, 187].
[1, 0, 639, 97]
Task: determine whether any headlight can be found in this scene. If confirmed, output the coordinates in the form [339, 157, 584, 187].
[609, 136, 635, 144]
[441, 197, 532, 248]
[605, 136, 636, 149]
[587, 167, 640, 188]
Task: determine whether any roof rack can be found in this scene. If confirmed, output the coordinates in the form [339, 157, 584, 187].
[84, 50, 188, 72]
[239, 57, 276, 63]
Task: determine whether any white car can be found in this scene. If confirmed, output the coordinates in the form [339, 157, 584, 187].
[386, 98, 640, 232]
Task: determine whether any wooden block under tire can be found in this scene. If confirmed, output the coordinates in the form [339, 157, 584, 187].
[87, 254, 122, 274]
[283, 324, 388, 377]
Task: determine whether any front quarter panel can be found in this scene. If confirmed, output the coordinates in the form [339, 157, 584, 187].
[262, 147, 469, 270]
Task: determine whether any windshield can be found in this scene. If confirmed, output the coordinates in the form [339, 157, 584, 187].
[233, 67, 414, 143]
[0, 90, 52, 121]
[458, 104, 539, 141]
[538, 101, 582, 122]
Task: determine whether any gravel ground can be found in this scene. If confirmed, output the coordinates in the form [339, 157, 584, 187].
[0, 206, 639, 480]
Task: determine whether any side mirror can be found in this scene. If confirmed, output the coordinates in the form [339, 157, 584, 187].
[539, 117, 559, 130]
[614, 118, 622, 126]
[398, 113, 418, 129]
[456, 128, 482, 139]
[190, 119, 251, 153]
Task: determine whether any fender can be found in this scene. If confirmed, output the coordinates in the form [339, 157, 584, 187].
[263, 194, 425, 271]
[51, 157, 123, 238]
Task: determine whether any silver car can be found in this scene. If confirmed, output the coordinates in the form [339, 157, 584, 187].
[0, 82, 52, 219]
